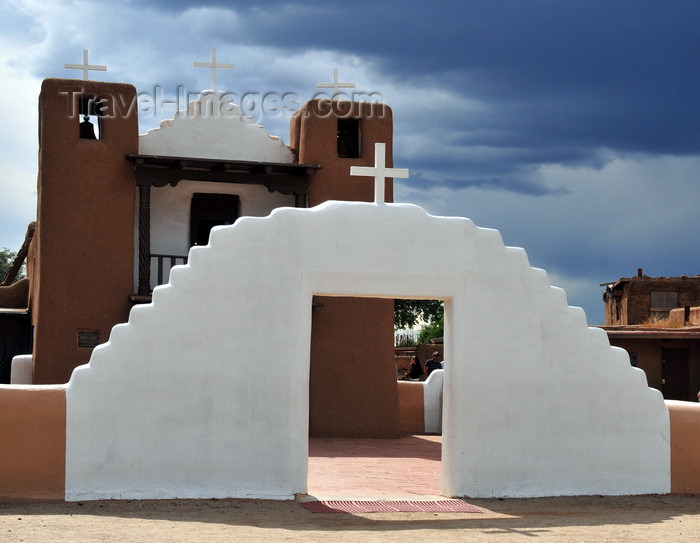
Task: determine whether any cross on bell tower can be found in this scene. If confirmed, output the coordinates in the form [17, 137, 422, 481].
[316, 68, 356, 99]
[64, 50, 107, 80]
[351, 143, 409, 204]
[193, 48, 234, 91]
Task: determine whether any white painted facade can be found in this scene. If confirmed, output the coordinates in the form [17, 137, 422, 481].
[65, 201, 670, 500]
[139, 182, 294, 287]
[135, 92, 296, 289]
[139, 91, 294, 163]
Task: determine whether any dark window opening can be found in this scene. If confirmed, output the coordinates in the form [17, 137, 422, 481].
[190, 193, 240, 247]
[337, 118, 360, 158]
[650, 291, 678, 320]
[79, 96, 102, 140]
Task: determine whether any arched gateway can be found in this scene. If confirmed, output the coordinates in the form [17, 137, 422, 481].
[65, 197, 670, 500]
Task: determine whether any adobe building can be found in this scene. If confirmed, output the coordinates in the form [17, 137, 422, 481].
[0, 77, 693, 503]
[1, 77, 399, 438]
[602, 269, 700, 325]
[601, 269, 700, 401]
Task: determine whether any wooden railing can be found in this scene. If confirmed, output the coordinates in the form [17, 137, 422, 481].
[151, 254, 188, 287]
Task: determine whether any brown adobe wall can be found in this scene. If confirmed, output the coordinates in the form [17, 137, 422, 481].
[309, 296, 399, 438]
[0, 386, 65, 501]
[670, 306, 700, 325]
[609, 337, 664, 390]
[0, 278, 29, 308]
[668, 401, 700, 494]
[397, 381, 425, 434]
[32, 79, 138, 384]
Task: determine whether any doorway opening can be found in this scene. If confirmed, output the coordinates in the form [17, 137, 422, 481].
[189, 193, 240, 247]
[307, 295, 446, 498]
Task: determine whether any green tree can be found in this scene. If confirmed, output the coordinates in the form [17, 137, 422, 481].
[417, 314, 444, 344]
[0, 248, 24, 282]
[394, 299, 443, 330]
[0, 248, 16, 278]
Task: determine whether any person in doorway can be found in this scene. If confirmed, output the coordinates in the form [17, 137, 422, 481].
[406, 355, 424, 380]
[425, 351, 442, 376]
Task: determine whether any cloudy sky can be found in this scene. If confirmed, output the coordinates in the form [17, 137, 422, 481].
[1, 0, 699, 323]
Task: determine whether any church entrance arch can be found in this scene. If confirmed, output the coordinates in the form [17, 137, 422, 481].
[65, 201, 670, 501]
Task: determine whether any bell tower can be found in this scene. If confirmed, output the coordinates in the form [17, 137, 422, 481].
[31, 79, 139, 383]
[291, 99, 395, 205]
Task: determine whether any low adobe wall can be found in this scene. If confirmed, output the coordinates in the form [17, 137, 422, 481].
[4, 391, 700, 500]
[668, 400, 700, 494]
[397, 370, 444, 435]
[0, 385, 66, 501]
[670, 306, 700, 325]
[0, 278, 29, 308]
[397, 381, 425, 434]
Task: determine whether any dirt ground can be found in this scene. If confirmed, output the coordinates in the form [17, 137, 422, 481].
[2, 495, 700, 542]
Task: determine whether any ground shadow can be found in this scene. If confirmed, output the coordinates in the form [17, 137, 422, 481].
[1, 495, 697, 536]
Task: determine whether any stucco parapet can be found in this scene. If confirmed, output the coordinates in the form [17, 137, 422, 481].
[292, 99, 391, 120]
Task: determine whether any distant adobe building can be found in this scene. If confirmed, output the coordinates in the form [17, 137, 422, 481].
[601, 268, 700, 402]
[602, 268, 700, 325]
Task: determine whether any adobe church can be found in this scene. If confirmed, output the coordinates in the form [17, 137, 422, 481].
[4, 75, 400, 438]
[0, 67, 678, 501]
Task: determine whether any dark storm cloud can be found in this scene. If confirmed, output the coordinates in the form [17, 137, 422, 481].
[5, 0, 700, 322]
[130, 0, 699, 196]
[443, 177, 570, 197]
[44, 0, 700, 170]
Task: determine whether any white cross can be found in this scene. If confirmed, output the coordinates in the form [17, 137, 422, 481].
[194, 48, 234, 91]
[64, 50, 107, 80]
[316, 68, 356, 98]
[350, 143, 409, 204]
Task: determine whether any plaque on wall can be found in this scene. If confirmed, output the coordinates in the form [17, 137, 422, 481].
[77, 329, 100, 349]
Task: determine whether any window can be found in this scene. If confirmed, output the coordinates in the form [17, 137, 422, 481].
[79, 95, 102, 140]
[650, 291, 678, 319]
[190, 193, 240, 246]
[337, 118, 360, 158]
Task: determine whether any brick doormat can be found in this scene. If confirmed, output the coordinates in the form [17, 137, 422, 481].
[300, 499, 482, 514]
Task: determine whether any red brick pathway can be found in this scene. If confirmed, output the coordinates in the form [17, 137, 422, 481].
[307, 435, 442, 499]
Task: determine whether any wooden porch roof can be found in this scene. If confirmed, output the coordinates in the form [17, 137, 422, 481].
[127, 154, 321, 195]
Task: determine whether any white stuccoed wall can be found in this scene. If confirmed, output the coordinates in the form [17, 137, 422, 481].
[136, 91, 296, 289]
[136, 182, 294, 288]
[139, 91, 294, 163]
[423, 370, 444, 434]
[65, 202, 670, 500]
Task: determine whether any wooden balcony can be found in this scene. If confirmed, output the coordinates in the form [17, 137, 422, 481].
[130, 253, 187, 304]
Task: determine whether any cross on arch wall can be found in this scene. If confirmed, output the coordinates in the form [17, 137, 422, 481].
[64, 201, 670, 500]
